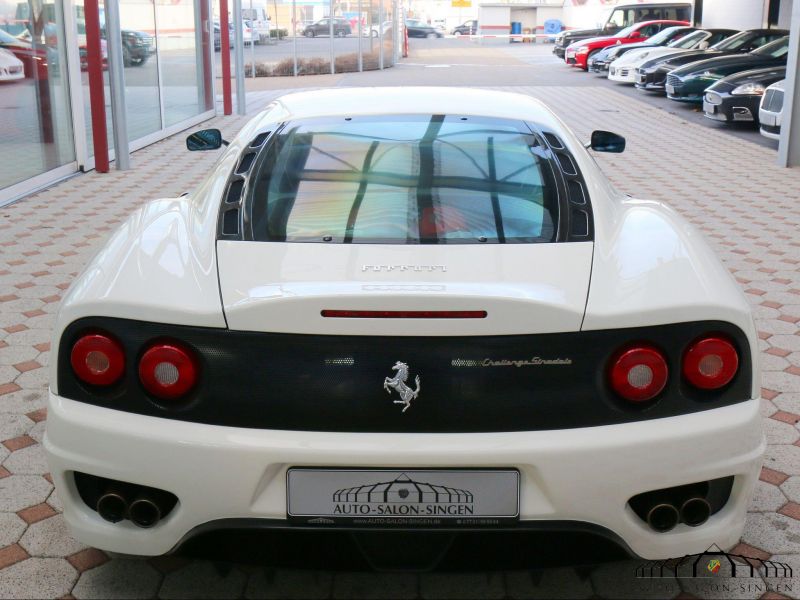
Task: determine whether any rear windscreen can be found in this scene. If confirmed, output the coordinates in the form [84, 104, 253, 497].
[248, 115, 559, 244]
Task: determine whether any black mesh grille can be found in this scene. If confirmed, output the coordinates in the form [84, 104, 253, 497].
[57, 318, 752, 433]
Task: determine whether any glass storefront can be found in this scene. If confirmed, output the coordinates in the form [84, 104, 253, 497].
[1, 0, 215, 204]
[215, 0, 399, 78]
[0, 1, 76, 192]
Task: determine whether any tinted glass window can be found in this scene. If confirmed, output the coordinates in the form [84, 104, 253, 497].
[669, 30, 705, 48]
[248, 116, 559, 244]
[716, 32, 773, 51]
[751, 36, 789, 57]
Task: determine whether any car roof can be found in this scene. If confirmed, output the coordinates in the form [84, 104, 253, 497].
[263, 88, 565, 132]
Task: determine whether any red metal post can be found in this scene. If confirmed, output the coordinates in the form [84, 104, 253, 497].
[84, 0, 109, 173]
[83, 0, 108, 173]
[220, 0, 232, 115]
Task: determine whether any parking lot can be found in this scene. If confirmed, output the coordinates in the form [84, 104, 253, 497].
[0, 39, 798, 599]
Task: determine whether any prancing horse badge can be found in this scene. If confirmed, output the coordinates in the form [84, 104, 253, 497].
[383, 361, 421, 413]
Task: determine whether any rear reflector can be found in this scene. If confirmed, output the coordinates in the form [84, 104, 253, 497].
[70, 333, 125, 386]
[139, 342, 199, 400]
[608, 345, 669, 403]
[321, 310, 487, 319]
[683, 335, 738, 390]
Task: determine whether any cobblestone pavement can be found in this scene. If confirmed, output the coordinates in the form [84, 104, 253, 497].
[0, 44, 799, 599]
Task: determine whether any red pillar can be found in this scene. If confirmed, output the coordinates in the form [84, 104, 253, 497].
[84, 0, 109, 173]
[220, 0, 232, 115]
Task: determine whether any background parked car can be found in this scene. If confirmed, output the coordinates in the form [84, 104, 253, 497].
[303, 18, 351, 37]
[635, 28, 787, 93]
[759, 79, 785, 140]
[703, 66, 786, 125]
[666, 35, 789, 103]
[0, 28, 46, 79]
[406, 19, 443, 38]
[213, 22, 234, 51]
[588, 25, 696, 73]
[609, 29, 738, 83]
[452, 20, 477, 36]
[365, 21, 393, 38]
[119, 29, 155, 67]
[553, 1, 691, 58]
[565, 20, 689, 71]
[0, 47, 24, 82]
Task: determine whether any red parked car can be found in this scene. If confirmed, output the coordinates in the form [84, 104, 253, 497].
[565, 20, 690, 70]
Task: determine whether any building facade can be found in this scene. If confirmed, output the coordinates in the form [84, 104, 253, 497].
[0, 0, 217, 206]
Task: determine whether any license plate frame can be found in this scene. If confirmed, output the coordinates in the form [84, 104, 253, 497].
[287, 468, 520, 526]
[666, 84, 675, 95]
[703, 101, 717, 115]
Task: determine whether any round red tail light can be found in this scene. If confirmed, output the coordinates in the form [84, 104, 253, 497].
[609, 345, 669, 403]
[138, 342, 199, 400]
[70, 333, 125, 386]
[683, 336, 738, 390]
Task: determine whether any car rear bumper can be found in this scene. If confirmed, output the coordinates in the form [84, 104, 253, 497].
[45, 394, 764, 559]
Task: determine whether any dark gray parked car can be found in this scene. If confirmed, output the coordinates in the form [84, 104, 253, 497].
[303, 17, 352, 37]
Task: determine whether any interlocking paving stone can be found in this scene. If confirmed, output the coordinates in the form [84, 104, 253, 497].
[742, 513, 800, 555]
[159, 562, 248, 600]
[0, 513, 27, 547]
[750, 480, 790, 513]
[71, 558, 161, 600]
[245, 569, 333, 600]
[0, 474, 52, 512]
[19, 514, 88, 558]
[0, 557, 77, 599]
[505, 568, 594, 599]
[3, 443, 50, 475]
[781, 477, 800, 504]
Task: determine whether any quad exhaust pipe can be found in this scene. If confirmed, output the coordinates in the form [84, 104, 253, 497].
[680, 497, 711, 527]
[646, 503, 680, 532]
[96, 486, 168, 528]
[645, 497, 712, 532]
[96, 489, 128, 524]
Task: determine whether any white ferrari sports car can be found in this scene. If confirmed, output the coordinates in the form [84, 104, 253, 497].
[45, 88, 763, 563]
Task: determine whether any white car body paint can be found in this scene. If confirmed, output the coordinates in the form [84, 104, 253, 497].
[0, 48, 24, 81]
[759, 79, 785, 140]
[45, 87, 763, 559]
[609, 47, 698, 82]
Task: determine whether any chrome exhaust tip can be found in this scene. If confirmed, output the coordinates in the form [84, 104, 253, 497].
[646, 503, 680, 532]
[128, 496, 162, 528]
[96, 491, 128, 523]
[680, 497, 711, 527]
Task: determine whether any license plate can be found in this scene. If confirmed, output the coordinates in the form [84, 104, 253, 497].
[760, 113, 777, 126]
[287, 468, 520, 525]
[703, 102, 717, 114]
[666, 84, 675, 95]
[566, 50, 575, 58]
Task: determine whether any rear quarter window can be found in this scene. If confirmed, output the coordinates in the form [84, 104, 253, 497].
[246, 115, 561, 244]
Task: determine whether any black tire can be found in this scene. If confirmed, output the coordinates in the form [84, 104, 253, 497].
[135, 55, 148, 67]
[122, 45, 132, 67]
[336, 29, 346, 38]
[305, 30, 315, 37]
[371, 30, 378, 38]
[426, 32, 437, 39]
